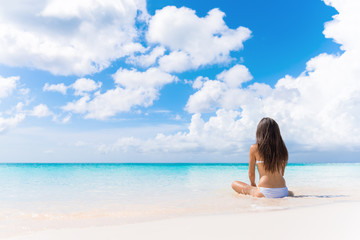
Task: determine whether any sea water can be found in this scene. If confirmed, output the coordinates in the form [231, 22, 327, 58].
[1, 163, 360, 238]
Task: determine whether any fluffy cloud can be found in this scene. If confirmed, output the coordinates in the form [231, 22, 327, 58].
[181, 0, 360, 150]
[3, 0, 359, 157]
[1, 2, 252, 128]
[323, 0, 360, 52]
[71, 78, 102, 96]
[0, 113, 26, 133]
[186, 64, 253, 113]
[63, 68, 176, 119]
[101, 0, 360, 154]
[126, 46, 166, 68]
[0, 0, 148, 75]
[99, 109, 251, 154]
[0, 76, 19, 99]
[30, 104, 53, 117]
[43, 78, 101, 96]
[43, 83, 67, 95]
[147, 7, 251, 72]
[113, 67, 175, 89]
[0, 2, 251, 75]
[158, 51, 193, 73]
[217, 64, 253, 88]
[62, 96, 90, 115]
[0, 74, 26, 132]
[185, 52, 360, 150]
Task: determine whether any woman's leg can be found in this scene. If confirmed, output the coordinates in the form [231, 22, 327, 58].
[231, 181, 264, 197]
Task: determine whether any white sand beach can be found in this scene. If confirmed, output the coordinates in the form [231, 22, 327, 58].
[7, 201, 359, 240]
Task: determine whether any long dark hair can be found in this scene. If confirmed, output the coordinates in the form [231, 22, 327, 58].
[256, 117, 288, 174]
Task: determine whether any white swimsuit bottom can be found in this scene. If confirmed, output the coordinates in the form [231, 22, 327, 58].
[259, 186, 288, 198]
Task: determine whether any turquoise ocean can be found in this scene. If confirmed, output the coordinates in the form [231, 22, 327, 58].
[1, 163, 360, 238]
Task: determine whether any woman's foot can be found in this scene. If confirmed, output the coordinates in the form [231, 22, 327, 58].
[288, 190, 294, 197]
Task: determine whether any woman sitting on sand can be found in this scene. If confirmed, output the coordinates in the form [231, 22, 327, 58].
[232, 117, 292, 198]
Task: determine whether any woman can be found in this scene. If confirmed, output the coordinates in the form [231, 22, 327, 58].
[232, 117, 292, 198]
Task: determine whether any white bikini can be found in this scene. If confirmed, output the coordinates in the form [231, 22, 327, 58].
[256, 160, 288, 198]
[258, 186, 288, 198]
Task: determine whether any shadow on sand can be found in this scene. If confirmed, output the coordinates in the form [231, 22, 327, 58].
[292, 194, 348, 198]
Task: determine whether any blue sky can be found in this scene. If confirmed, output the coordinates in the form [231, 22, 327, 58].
[0, 0, 359, 163]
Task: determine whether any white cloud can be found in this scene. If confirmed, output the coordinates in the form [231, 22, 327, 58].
[43, 78, 101, 96]
[183, 49, 360, 150]
[0, 76, 19, 98]
[19, 88, 30, 96]
[2, 0, 359, 158]
[30, 104, 53, 117]
[0, 2, 251, 75]
[191, 76, 208, 89]
[63, 68, 176, 119]
[323, 0, 360, 52]
[0, 113, 26, 133]
[61, 114, 72, 124]
[43, 83, 67, 95]
[185, 64, 253, 113]
[0, 0, 148, 75]
[99, 109, 250, 154]
[216, 64, 253, 88]
[126, 46, 166, 67]
[180, 0, 360, 150]
[147, 6, 251, 72]
[71, 78, 102, 96]
[0, 74, 26, 133]
[51, 113, 72, 124]
[186, 80, 226, 113]
[113, 67, 175, 89]
[158, 50, 193, 73]
[101, 0, 360, 154]
[62, 95, 90, 114]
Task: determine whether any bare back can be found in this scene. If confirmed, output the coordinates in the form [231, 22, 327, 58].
[249, 144, 286, 188]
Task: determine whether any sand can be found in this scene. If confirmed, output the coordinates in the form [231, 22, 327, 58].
[7, 201, 359, 240]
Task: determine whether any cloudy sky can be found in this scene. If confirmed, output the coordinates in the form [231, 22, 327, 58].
[0, 0, 359, 163]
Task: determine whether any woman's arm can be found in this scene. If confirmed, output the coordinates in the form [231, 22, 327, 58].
[248, 145, 257, 187]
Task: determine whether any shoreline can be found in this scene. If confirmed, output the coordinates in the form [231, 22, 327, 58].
[7, 201, 359, 240]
